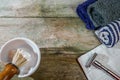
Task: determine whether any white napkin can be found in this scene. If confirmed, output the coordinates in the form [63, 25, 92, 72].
[78, 44, 120, 80]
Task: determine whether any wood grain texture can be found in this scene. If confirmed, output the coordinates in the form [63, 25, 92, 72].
[0, 54, 87, 80]
[0, 0, 99, 80]
[31, 54, 86, 80]
[0, 0, 85, 17]
[0, 18, 99, 54]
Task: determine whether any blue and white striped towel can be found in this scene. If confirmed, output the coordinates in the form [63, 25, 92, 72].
[95, 19, 120, 47]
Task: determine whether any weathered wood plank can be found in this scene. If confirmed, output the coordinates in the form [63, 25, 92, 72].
[0, 18, 99, 54]
[31, 54, 86, 80]
[0, 0, 85, 17]
[0, 54, 86, 80]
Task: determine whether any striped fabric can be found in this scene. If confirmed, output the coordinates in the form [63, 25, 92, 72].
[95, 19, 120, 47]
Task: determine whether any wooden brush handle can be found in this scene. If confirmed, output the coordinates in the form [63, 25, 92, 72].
[0, 63, 19, 80]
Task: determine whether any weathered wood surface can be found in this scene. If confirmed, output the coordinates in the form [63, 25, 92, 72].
[0, 18, 99, 54]
[0, 0, 99, 80]
[2, 53, 87, 80]
[0, 49, 87, 80]
[31, 54, 86, 80]
[0, 18, 99, 80]
[0, 0, 86, 17]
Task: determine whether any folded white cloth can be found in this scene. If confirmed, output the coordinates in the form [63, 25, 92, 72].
[95, 19, 120, 47]
[78, 44, 120, 80]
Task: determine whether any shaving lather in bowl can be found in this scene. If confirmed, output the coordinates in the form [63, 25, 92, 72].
[0, 38, 41, 80]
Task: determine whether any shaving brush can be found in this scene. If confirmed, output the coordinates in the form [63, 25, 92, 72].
[0, 49, 27, 80]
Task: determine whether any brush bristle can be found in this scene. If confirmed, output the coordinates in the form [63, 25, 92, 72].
[12, 49, 27, 67]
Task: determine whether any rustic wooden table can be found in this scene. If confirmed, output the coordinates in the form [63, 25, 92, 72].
[31, 48, 87, 80]
[0, 0, 100, 80]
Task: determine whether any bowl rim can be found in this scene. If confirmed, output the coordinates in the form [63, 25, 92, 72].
[0, 37, 41, 77]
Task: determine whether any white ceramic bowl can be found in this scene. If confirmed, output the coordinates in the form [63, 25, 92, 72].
[0, 37, 41, 77]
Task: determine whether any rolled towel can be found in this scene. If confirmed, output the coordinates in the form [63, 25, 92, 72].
[95, 19, 120, 47]
[76, 0, 97, 30]
[88, 0, 120, 27]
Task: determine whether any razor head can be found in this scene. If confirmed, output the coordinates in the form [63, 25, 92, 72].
[85, 53, 98, 68]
